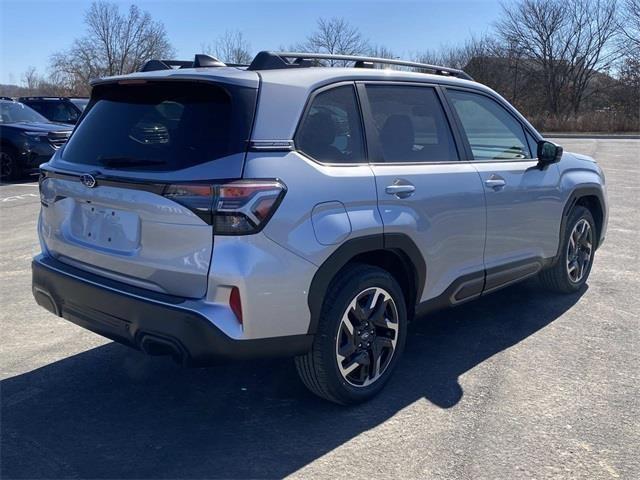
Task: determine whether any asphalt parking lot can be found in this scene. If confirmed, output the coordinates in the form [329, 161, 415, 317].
[1, 138, 638, 479]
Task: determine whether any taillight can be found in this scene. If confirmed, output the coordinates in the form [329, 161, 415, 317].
[162, 180, 286, 235]
[214, 180, 285, 235]
[162, 184, 215, 223]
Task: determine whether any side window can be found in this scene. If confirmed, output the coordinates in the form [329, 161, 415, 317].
[34, 102, 78, 123]
[296, 85, 365, 164]
[50, 102, 79, 123]
[448, 90, 532, 160]
[365, 85, 459, 163]
[28, 102, 45, 115]
[62, 103, 80, 123]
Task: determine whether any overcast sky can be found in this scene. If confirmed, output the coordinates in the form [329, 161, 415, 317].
[0, 0, 509, 85]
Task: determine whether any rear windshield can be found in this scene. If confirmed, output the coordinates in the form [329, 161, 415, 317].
[61, 82, 256, 171]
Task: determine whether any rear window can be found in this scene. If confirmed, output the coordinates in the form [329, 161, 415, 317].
[30, 100, 80, 124]
[62, 82, 256, 171]
[70, 98, 89, 111]
[296, 85, 365, 164]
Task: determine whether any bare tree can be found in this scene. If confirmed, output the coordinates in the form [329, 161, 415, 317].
[426, 35, 500, 69]
[49, 1, 173, 94]
[412, 49, 444, 67]
[619, 0, 640, 58]
[21, 66, 41, 91]
[369, 45, 395, 59]
[366, 45, 396, 69]
[497, 0, 619, 115]
[202, 30, 252, 65]
[296, 17, 370, 66]
[616, 1, 640, 125]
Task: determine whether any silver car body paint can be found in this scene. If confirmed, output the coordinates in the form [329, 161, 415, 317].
[244, 151, 383, 266]
[370, 162, 486, 301]
[39, 175, 213, 298]
[471, 160, 563, 268]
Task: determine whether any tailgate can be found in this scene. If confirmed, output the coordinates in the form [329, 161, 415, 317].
[37, 79, 258, 298]
[39, 173, 214, 298]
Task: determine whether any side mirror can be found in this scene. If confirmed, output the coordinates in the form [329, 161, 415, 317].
[537, 140, 563, 166]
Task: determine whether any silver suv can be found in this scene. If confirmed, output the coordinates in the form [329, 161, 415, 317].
[32, 52, 608, 404]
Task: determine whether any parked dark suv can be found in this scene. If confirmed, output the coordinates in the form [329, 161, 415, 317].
[0, 99, 72, 180]
[18, 97, 88, 125]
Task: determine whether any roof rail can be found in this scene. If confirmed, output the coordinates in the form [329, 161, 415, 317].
[140, 54, 228, 72]
[18, 96, 67, 101]
[247, 51, 474, 81]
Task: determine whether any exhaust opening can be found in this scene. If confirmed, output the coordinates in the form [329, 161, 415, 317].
[139, 333, 187, 365]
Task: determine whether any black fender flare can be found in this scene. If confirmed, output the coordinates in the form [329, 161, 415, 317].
[555, 186, 606, 260]
[306, 233, 426, 334]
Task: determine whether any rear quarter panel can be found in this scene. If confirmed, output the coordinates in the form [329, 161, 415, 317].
[243, 151, 383, 266]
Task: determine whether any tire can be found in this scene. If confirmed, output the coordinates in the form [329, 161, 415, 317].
[0, 146, 20, 181]
[539, 205, 596, 293]
[295, 264, 408, 405]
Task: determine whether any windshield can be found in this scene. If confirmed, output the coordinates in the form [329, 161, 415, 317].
[70, 98, 89, 111]
[0, 101, 49, 124]
[61, 82, 256, 171]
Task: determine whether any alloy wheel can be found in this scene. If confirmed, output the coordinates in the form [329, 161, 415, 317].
[0, 152, 13, 179]
[336, 287, 399, 387]
[566, 218, 593, 283]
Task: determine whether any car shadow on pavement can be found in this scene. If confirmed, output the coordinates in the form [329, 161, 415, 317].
[1, 279, 585, 479]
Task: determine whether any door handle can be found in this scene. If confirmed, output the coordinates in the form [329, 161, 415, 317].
[484, 175, 506, 190]
[385, 183, 416, 198]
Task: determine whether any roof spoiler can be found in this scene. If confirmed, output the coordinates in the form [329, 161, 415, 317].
[140, 54, 227, 72]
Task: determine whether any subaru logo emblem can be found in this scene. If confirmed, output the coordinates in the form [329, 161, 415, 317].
[80, 174, 96, 188]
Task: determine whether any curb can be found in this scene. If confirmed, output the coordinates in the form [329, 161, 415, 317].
[544, 133, 640, 139]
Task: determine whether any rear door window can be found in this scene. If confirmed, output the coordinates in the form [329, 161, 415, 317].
[365, 85, 459, 163]
[296, 84, 365, 164]
[61, 82, 256, 171]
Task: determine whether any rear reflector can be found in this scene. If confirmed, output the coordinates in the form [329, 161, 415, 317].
[229, 286, 243, 325]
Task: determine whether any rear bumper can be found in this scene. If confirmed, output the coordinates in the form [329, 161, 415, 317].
[31, 254, 313, 365]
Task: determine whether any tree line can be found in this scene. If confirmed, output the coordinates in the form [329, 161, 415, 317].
[7, 0, 640, 132]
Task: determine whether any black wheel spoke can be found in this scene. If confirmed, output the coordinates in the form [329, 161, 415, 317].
[369, 299, 389, 329]
[349, 304, 367, 325]
[352, 303, 369, 324]
[358, 360, 370, 383]
[338, 337, 357, 358]
[375, 336, 394, 350]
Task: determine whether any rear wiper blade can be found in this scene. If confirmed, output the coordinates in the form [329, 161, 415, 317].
[99, 156, 165, 168]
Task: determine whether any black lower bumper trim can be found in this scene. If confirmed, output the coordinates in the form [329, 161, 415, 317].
[32, 255, 313, 365]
